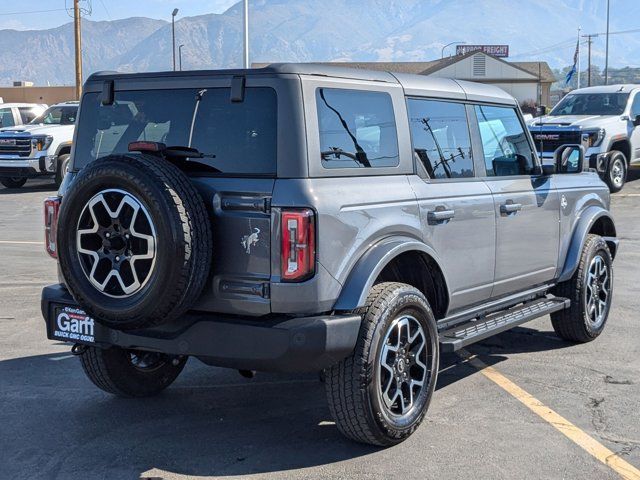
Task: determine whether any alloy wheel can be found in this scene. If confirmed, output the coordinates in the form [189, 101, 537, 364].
[76, 189, 157, 298]
[378, 314, 431, 416]
[585, 254, 610, 328]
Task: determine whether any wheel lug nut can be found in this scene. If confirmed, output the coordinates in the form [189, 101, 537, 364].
[115, 256, 120, 262]
[105, 232, 110, 238]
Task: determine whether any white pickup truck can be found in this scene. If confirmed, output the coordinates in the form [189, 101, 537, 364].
[528, 84, 640, 192]
[0, 101, 78, 189]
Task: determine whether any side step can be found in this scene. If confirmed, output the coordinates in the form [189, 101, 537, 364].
[439, 296, 570, 352]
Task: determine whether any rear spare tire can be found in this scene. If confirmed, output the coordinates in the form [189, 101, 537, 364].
[57, 154, 212, 330]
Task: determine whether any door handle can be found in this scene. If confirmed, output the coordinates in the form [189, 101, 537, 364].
[500, 202, 523, 215]
[427, 208, 455, 224]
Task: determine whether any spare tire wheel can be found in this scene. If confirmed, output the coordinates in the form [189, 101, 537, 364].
[57, 154, 212, 330]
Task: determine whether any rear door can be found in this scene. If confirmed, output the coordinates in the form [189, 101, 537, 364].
[474, 104, 560, 297]
[407, 98, 496, 312]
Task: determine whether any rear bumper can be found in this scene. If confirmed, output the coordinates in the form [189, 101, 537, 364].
[41, 284, 361, 373]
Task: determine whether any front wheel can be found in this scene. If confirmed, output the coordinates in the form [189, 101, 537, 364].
[1, 177, 27, 189]
[605, 151, 627, 193]
[551, 234, 613, 343]
[55, 154, 71, 187]
[325, 282, 439, 446]
[79, 346, 187, 397]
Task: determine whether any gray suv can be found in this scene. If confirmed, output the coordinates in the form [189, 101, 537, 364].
[41, 64, 618, 446]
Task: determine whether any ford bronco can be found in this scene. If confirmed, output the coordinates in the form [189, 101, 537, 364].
[41, 64, 617, 446]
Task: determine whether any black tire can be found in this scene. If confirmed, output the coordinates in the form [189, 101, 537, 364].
[605, 150, 626, 193]
[55, 154, 71, 187]
[80, 346, 187, 397]
[1, 177, 27, 189]
[57, 154, 212, 330]
[551, 234, 613, 343]
[325, 282, 439, 446]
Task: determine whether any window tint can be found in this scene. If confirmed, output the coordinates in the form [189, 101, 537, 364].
[407, 99, 474, 179]
[0, 108, 15, 127]
[631, 94, 640, 117]
[550, 92, 629, 116]
[74, 88, 277, 175]
[475, 105, 535, 177]
[317, 88, 399, 169]
[18, 107, 38, 124]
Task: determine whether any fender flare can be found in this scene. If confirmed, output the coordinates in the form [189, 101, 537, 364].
[558, 206, 618, 283]
[332, 236, 449, 311]
[55, 142, 73, 158]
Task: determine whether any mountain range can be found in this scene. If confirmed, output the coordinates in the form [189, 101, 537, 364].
[1, 0, 638, 86]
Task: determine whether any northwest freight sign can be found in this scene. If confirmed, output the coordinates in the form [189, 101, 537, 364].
[456, 45, 509, 57]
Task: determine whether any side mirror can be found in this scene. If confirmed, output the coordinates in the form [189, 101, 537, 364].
[633, 114, 640, 127]
[535, 105, 546, 117]
[554, 144, 584, 174]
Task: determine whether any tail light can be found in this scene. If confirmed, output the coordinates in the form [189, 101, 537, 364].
[44, 196, 61, 258]
[281, 208, 315, 282]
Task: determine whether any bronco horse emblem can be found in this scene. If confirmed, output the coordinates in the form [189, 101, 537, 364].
[241, 227, 261, 254]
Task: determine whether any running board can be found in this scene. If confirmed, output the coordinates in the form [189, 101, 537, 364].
[438, 296, 570, 352]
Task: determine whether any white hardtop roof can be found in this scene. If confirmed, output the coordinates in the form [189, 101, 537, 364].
[0, 102, 47, 108]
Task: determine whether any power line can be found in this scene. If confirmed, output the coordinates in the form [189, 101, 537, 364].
[0, 8, 68, 16]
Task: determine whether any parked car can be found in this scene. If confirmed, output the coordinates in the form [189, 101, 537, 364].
[0, 101, 78, 189]
[0, 102, 47, 128]
[528, 84, 640, 192]
[41, 65, 617, 446]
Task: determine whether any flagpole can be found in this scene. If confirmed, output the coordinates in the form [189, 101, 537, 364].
[577, 27, 581, 89]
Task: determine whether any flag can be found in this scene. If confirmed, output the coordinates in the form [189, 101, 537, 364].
[565, 38, 580, 86]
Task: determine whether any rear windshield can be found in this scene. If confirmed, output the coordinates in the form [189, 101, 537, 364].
[74, 87, 277, 175]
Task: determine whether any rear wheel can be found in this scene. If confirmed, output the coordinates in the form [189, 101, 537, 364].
[1, 177, 27, 189]
[551, 234, 613, 342]
[605, 151, 626, 193]
[79, 346, 187, 397]
[325, 282, 439, 446]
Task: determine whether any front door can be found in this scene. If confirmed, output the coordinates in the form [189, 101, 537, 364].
[628, 92, 640, 161]
[407, 98, 496, 313]
[474, 104, 560, 298]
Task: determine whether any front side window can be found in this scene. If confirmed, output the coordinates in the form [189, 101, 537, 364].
[631, 93, 640, 118]
[0, 108, 15, 127]
[407, 98, 474, 179]
[317, 88, 399, 169]
[74, 87, 277, 175]
[31, 106, 77, 125]
[475, 105, 535, 177]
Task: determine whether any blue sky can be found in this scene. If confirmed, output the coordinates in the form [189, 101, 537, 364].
[0, 0, 238, 30]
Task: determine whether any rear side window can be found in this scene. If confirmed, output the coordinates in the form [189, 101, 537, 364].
[407, 98, 474, 179]
[74, 87, 277, 175]
[0, 108, 15, 127]
[474, 105, 535, 177]
[316, 88, 399, 169]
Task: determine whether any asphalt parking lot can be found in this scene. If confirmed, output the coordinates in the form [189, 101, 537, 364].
[1, 171, 639, 480]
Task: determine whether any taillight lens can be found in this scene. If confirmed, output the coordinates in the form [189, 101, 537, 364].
[44, 196, 61, 259]
[281, 208, 315, 282]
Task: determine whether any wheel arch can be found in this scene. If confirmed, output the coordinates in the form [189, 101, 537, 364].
[333, 237, 450, 319]
[56, 142, 72, 157]
[609, 138, 631, 164]
[558, 206, 618, 283]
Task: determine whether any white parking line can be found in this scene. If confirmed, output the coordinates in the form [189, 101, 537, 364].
[614, 193, 640, 197]
[0, 240, 43, 245]
[49, 355, 75, 361]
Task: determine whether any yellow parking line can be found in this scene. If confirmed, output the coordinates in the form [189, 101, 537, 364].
[458, 349, 640, 480]
[0, 240, 42, 245]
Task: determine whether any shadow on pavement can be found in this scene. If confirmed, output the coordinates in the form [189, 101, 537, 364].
[0, 325, 568, 479]
[0, 180, 57, 195]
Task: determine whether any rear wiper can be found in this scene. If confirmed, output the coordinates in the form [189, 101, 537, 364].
[128, 141, 220, 172]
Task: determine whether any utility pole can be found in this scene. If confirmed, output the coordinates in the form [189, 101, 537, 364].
[604, 0, 610, 85]
[583, 34, 595, 86]
[73, 0, 83, 100]
[577, 27, 582, 89]
[243, 0, 249, 68]
[179, 44, 185, 71]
